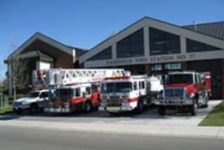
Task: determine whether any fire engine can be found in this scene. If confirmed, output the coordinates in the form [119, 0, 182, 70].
[99, 74, 163, 114]
[38, 68, 127, 113]
[155, 71, 211, 116]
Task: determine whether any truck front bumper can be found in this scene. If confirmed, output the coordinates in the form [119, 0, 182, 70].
[99, 102, 137, 113]
[44, 107, 71, 113]
[154, 98, 193, 106]
[13, 104, 30, 111]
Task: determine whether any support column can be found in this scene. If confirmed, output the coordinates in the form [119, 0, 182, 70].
[143, 26, 149, 57]
[180, 36, 186, 54]
[221, 59, 224, 99]
[145, 64, 150, 75]
[112, 44, 117, 60]
[8, 62, 13, 96]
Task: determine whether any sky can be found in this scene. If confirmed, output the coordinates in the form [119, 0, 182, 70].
[0, 0, 224, 80]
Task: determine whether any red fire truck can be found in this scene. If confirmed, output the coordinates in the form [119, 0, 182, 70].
[39, 69, 127, 113]
[155, 71, 211, 116]
[99, 74, 163, 114]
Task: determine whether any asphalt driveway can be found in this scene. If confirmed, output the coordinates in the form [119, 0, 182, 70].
[1, 100, 221, 127]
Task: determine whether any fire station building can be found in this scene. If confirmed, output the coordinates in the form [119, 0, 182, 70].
[5, 32, 86, 95]
[80, 17, 224, 99]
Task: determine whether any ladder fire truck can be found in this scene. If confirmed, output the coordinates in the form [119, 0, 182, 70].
[33, 68, 127, 113]
[99, 74, 163, 114]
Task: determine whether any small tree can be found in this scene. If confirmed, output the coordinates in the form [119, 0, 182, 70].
[8, 56, 29, 100]
[0, 78, 7, 92]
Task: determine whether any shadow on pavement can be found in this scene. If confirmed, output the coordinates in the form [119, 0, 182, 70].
[0, 100, 217, 122]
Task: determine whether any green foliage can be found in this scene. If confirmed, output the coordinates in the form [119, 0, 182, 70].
[0, 105, 13, 114]
[200, 102, 224, 126]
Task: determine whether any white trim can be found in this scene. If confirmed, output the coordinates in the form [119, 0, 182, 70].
[84, 50, 224, 68]
[72, 49, 76, 63]
[80, 17, 224, 66]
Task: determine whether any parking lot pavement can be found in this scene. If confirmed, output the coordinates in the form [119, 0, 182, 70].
[1, 100, 222, 127]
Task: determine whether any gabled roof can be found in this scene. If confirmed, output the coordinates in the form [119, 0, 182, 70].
[183, 21, 224, 40]
[79, 16, 224, 63]
[9, 32, 87, 59]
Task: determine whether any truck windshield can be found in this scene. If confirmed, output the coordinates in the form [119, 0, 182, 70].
[101, 82, 132, 93]
[55, 88, 73, 98]
[166, 74, 193, 84]
[27, 92, 39, 98]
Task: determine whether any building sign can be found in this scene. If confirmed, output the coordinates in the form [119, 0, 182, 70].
[106, 54, 196, 66]
[106, 57, 147, 65]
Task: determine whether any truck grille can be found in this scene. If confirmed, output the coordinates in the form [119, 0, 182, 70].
[108, 96, 121, 106]
[165, 88, 184, 97]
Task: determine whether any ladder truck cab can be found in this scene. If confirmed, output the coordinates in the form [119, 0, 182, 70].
[43, 69, 126, 113]
[99, 74, 163, 114]
[155, 71, 211, 116]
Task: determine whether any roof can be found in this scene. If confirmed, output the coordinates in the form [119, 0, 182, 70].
[79, 17, 224, 63]
[8, 32, 87, 59]
[183, 21, 224, 40]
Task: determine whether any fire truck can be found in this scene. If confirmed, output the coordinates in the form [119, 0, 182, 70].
[99, 74, 163, 114]
[155, 71, 211, 116]
[38, 68, 127, 113]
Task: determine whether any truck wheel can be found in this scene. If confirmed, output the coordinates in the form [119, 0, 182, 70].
[135, 100, 144, 113]
[203, 94, 209, 108]
[14, 109, 23, 114]
[158, 106, 166, 116]
[189, 104, 197, 116]
[29, 103, 39, 114]
[84, 101, 92, 113]
[204, 98, 208, 108]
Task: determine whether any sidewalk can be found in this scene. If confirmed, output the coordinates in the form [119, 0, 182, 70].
[0, 100, 223, 139]
[0, 119, 224, 139]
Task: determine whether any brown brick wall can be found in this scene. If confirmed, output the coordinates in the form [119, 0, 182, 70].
[21, 39, 74, 68]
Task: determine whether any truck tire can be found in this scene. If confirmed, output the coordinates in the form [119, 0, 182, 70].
[158, 106, 166, 116]
[84, 101, 92, 113]
[14, 108, 23, 114]
[189, 103, 197, 116]
[202, 93, 209, 108]
[29, 103, 39, 114]
[204, 98, 208, 108]
[135, 100, 144, 114]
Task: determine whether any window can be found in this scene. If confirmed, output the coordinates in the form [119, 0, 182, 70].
[117, 28, 144, 58]
[151, 64, 162, 71]
[40, 92, 48, 98]
[166, 74, 193, 84]
[55, 89, 73, 98]
[151, 63, 181, 72]
[142, 81, 145, 89]
[75, 88, 80, 97]
[91, 84, 99, 92]
[186, 39, 221, 52]
[164, 63, 181, 70]
[139, 81, 145, 89]
[101, 82, 132, 93]
[149, 27, 180, 55]
[88, 46, 112, 61]
[86, 87, 91, 95]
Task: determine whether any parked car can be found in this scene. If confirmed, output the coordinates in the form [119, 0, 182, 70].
[13, 89, 50, 114]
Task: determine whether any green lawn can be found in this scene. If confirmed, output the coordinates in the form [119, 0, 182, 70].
[0, 105, 13, 115]
[200, 102, 224, 126]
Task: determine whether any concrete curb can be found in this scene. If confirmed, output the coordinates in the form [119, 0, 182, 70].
[0, 120, 224, 139]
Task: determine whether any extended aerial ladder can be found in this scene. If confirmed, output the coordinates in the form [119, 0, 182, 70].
[32, 68, 128, 89]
